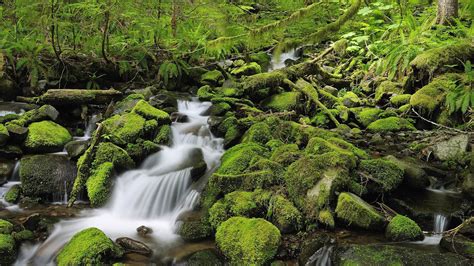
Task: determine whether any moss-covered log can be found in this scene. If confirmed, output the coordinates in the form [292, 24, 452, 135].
[17, 89, 122, 106]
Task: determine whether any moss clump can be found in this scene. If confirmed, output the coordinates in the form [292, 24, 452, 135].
[143, 119, 158, 137]
[215, 217, 281, 265]
[386, 215, 424, 241]
[132, 100, 171, 124]
[216, 143, 268, 175]
[126, 140, 161, 162]
[209, 191, 260, 229]
[390, 94, 412, 107]
[242, 72, 286, 95]
[102, 112, 146, 145]
[4, 184, 21, 203]
[0, 234, 16, 265]
[335, 192, 385, 230]
[318, 209, 335, 228]
[285, 156, 324, 209]
[242, 122, 272, 145]
[12, 230, 34, 242]
[410, 73, 461, 114]
[358, 159, 404, 194]
[218, 116, 242, 147]
[56, 227, 123, 266]
[269, 195, 302, 233]
[201, 70, 224, 86]
[270, 143, 302, 167]
[113, 94, 145, 114]
[231, 62, 262, 77]
[86, 162, 114, 207]
[0, 220, 13, 234]
[249, 52, 271, 69]
[197, 85, 215, 101]
[178, 216, 212, 242]
[375, 81, 403, 103]
[7, 105, 59, 127]
[0, 124, 9, 145]
[261, 91, 301, 112]
[24, 121, 72, 153]
[353, 108, 383, 128]
[305, 136, 365, 163]
[93, 142, 134, 170]
[154, 125, 172, 146]
[367, 117, 416, 133]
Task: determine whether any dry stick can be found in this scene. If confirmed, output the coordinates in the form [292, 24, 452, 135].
[284, 78, 341, 127]
[411, 108, 469, 134]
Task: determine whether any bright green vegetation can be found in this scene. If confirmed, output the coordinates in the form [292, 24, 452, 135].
[132, 100, 171, 124]
[0, 124, 9, 145]
[12, 230, 34, 242]
[353, 108, 383, 128]
[154, 125, 172, 146]
[390, 94, 412, 107]
[358, 159, 404, 193]
[56, 227, 123, 266]
[0, 234, 16, 265]
[385, 215, 424, 241]
[102, 113, 146, 145]
[269, 194, 303, 233]
[335, 192, 385, 230]
[4, 184, 21, 203]
[241, 122, 272, 145]
[86, 162, 114, 207]
[262, 92, 301, 112]
[93, 142, 134, 170]
[231, 62, 262, 77]
[367, 117, 416, 133]
[215, 217, 281, 265]
[0, 220, 13, 234]
[24, 121, 72, 153]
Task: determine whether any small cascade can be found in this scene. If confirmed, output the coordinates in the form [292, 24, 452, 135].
[75, 113, 100, 140]
[433, 214, 448, 234]
[16, 99, 224, 265]
[10, 161, 20, 181]
[0, 161, 22, 211]
[306, 245, 334, 266]
[269, 48, 300, 71]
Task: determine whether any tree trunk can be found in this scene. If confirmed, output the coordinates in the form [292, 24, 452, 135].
[436, 0, 458, 25]
[16, 89, 122, 106]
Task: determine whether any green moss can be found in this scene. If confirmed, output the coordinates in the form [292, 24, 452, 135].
[375, 81, 403, 103]
[12, 230, 34, 242]
[386, 215, 424, 241]
[209, 191, 258, 229]
[93, 142, 134, 170]
[201, 70, 224, 86]
[154, 125, 172, 146]
[210, 102, 232, 116]
[102, 112, 146, 145]
[285, 156, 324, 209]
[231, 62, 262, 77]
[318, 209, 335, 228]
[0, 234, 16, 265]
[219, 116, 242, 147]
[143, 119, 158, 137]
[217, 143, 268, 175]
[367, 117, 416, 133]
[86, 162, 114, 207]
[242, 72, 286, 95]
[261, 92, 301, 112]
[410, 73, 461, 114]
[269, 195, 302, 233]
[249, 52, 271, 69]
[132, 100, 171, 124]
[197, 85, 215, 101]
[341, 91, 361, 107]
[358, 159, 404, 194]
[113, 94, 145, 114]
[306, 136, 365, 162]
[126, 140, 160, 162]
[4, 184, 21, 203]
[242, 122, 272, 145]
[0, 220, 13, 234]
[178, 218, 212, 242]
[390, 94, 412, 107]
[0, 124, 9, 145]
[215, 217, 281, 265]
[270, 143, 302, 167]
[335, 192, 385, 230]
[56, 227, 123, 266]
[353, 108, 383, 128]
[24, 121, 72, 153]
[7, 105, 58, 127]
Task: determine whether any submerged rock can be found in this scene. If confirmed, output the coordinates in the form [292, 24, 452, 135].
[215, 217, 281, 265]
[116, 237, 152, 256]
[56, 227, 123, 265]
[335, 192, 385, 230]
[385, 215, 424, 241]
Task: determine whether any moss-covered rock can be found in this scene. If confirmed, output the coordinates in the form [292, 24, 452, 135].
[440, 234, 474, 259]
[154, 125, 172, 146]
[183, 249, 224, 266]
[390, 94, 412, 107]
[86, 162, 114, 207]
[102, 112, 146, 145]
[93, 142, 134, 170]
[0, 219, 13, 234]
[215, 217, 281, 265]
[352, 108, 382, 128]
[306, 136, 366, 162]
[261, 92, 301, 112]
[112, 94, 145, 115]
[56, 227, 123, 266]
[218, 116, 242, 148]
[231, 62, 262, 77]
[318, 209, 335, 228]
[24, 121, 72, 153]
[249, 52, 271, 69]
[241, 122, 271, 145]
[0, 124, 9, 146]
[341, 91, 361, 107]
[367, 117, 416, 133]
[386, 215, 424, 241]
[177, 211, 212, 242]
[375, 81, 403, 103]
[269, 195, 302, 233]
[4, 184, 21, 203]
[270, 143, 302, 167]
[216, 143, 268, 175]
[0, 234, 16, 265]
[335, 192, 385, 230]
[7, 105, 59, 127]
[358, 159, 404, 194]
[385, 155, 430, 189]
[132, 100, 171, 125]
[201, 70, 224, 86]
[12, 230, 34, 242]
[126, 139, 161, 162]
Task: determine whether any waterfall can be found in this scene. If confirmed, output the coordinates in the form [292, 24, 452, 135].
[15, 99, 224, 265]
[0, 161, 22, 211]
[306, 245, 334, 266]
[433, 214, 448, 234]
[269, 48, 300, 71]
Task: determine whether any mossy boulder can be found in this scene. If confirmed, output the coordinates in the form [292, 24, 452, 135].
[390, 94, 412, 107]
[269, 195, 302, 233]
[86, 162, 114, 207]
[7, 105, 59, 127]
[12, 230, 34, 242]
[4, 184, 21, 203]
[385, 215, 424, 241]
[358, 159, 404, 194]
[56, 227, 123, 266]
[125, 139, 161, 163]
[216, 143, 268, 175]
[0, 234, 16, 265]
[440, 234, 474, 259]
[218, 116, 243, 148]
[241, 122, 272, 145]
[367, 117, 416, 133]
[335, 192, 385, 230]
[270, 143, 302, 167]
[261, 91, 301, 112]
[342, 91, 361, 107]
[250, 52, 271, 69]
[102, 112, 146, 145]
[201, 70, 224, 86]
[352, 108, 382, 128]
[318, 209, 335, 228]
[183, 249, 224, 266]
[375, 81, 403, 103]
[0, 124, 9, 146]
[24, 121, 72, 153]
[231, 62, 262, 77]
[0, 219, 13, 234]
[385, 155, 430, 189]
[93, 142, 135, 170]
[132, 100, 170, 125]
[306, 136, 366, 162]
[154, 125, 172, 146]
[215, 217, 281, 265]
[112, 94, 145, 115]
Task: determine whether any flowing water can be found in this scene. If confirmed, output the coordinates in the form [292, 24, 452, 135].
[15, 99, 224, 265]
[269, 48, 300, 71]
[75, 114, 100, 141]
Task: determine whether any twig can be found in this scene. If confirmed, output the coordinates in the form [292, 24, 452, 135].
[411, 108, 468, 134]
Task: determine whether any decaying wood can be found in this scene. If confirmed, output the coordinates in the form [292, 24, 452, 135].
[17, 89, 122, 106]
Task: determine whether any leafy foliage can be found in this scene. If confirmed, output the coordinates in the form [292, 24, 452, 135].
[446, 61, 474, 114]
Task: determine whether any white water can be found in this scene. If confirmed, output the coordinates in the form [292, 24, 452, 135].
[269, 48, 300, 71]
[0, 161, 22, 212]
[306, 245, 333, 266]
[16, 99, 224, 265]
[75, 114, 100, 140]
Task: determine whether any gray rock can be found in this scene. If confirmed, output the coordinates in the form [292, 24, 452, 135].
[385, 155, 430, 189]
[0, 145, 22, 159]
[116, 237, 153, 256]
[432, 134, 469, 161]
[0, 160, 15, 185]
[6, 124, 28, 142]
[136, 225, 153, 237]
[65, 140, 89, 159]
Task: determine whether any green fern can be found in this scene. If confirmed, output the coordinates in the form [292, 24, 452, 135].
[445, 61, 474, 114]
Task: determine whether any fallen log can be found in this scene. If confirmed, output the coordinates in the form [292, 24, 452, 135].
[17, 89, 122, 106]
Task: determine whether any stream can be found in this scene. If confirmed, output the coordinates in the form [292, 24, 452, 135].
[13, 99, 224, 265]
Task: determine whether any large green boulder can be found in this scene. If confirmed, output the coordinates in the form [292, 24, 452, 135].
[86, 162, 114, 207]
[216, 217, 281, 265]
[374, 81, 403, 103]
[358, 159, 404, 194]
[23, 121, 72, 153]
[352, 108, 382, 128]
[0, 219, 13, 234]
[7, 105, 59, 127]
[269, 194, 302, 233]
[93, 142, 134, 170]
[200, 70, 224, 86]
[367, 117, 416, 133]
[131, 100, 170, 125]
[241, 122, 271, 145]
[385, 215, 424, 241]
[56, 227, 123, 266]
[231, 62, 262, 77]
[0, 124, 9, 146]
[102, 112, 146, 145]
[216, 143, 268, 175]
[335, 192, 385, 230]
[0, 234, 16, 265]
[261, 91, 301, 112]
